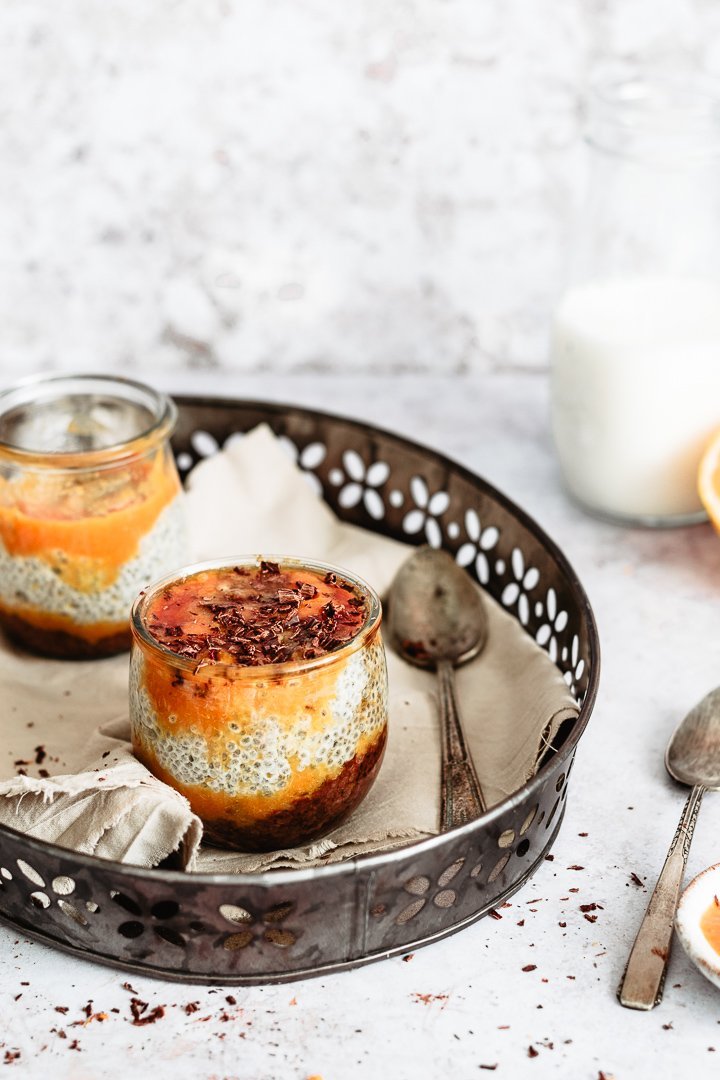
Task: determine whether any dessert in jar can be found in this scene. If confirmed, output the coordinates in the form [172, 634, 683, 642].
[551, 76, 720, 525]
[129, 557, 388, 852]
[0, 374, 188, 658]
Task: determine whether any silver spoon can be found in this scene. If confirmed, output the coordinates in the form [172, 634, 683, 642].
[619, 686, 720, 1010]
[387, 545, 489, 828]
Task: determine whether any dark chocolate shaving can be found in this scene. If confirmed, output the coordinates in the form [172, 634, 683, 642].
[149, 563, 368, 668]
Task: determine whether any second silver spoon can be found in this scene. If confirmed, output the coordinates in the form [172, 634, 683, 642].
[619, 686, 720, 1009]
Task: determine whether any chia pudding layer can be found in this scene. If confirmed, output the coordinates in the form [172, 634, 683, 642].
[130, 558, 388, 852]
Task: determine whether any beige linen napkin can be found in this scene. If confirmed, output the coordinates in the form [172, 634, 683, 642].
[0, 425, 578, 872]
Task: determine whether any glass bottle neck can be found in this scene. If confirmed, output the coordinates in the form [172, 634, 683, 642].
[586, 76, 720, 166]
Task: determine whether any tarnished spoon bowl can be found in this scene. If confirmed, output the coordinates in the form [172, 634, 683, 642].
[387, 545, 489, 828]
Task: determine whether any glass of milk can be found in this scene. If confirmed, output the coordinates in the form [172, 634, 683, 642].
[551, 76, 720, 525]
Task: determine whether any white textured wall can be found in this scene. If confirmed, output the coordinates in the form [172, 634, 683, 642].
[1, 0, 719, 378]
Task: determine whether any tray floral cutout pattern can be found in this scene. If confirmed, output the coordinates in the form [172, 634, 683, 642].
[178, 423, 590, 706]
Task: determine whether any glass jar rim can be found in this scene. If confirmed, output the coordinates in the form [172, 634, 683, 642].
[0, 372, 177, 469]
[591, 73, 720, 116]
[585, 72, 720, 158]
[131, 555, 384, 679]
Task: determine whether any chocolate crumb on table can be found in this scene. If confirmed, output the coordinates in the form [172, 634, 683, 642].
[129, 997, 165, 1026]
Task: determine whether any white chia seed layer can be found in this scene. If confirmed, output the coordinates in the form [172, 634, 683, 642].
[129, 636, 387, 799]
[0, 495, 188, 626]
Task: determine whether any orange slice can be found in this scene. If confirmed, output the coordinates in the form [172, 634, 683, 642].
[698, 429, 720, 530]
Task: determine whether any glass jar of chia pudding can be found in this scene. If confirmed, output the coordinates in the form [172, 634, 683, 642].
[0, 373, 188, 659]
[129, 557, 388, 852]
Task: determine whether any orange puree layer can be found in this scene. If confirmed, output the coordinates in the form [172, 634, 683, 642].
[142, 651, 340, 740]
[701, 896, 720, 954]
[0, 450, 179, 590]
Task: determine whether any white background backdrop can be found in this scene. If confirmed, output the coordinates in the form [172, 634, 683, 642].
[2, 0, 720, 380]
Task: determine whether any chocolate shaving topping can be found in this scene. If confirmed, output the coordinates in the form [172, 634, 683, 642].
[148, 563, 368, 668]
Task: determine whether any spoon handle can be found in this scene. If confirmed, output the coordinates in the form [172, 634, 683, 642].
[618, 784, 705, 1010]
[436, 658, 487, 828]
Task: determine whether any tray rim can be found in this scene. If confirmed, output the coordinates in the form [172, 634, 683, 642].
[3, 810, 566, 985]
[0, 391, 601, 887]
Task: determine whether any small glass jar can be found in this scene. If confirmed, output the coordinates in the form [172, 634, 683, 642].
[129, 556, 388, 852]
[0, 373, 188, 658]
[551, 75, 720, 525]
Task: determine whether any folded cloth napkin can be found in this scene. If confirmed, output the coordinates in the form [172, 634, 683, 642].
[0, 425, 578, 872]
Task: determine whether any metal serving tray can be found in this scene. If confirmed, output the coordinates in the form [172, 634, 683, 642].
[0, 396, 599, 984]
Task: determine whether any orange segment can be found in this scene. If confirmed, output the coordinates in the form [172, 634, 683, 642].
[701, 896, 720, 955]
[699, 428, 720, 530]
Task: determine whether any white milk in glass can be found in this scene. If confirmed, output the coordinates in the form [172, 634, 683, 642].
[551, 277, 720, 521]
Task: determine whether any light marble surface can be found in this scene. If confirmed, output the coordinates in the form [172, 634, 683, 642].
[4, 370, 720, 1078]
[3, 2, 720, 376]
